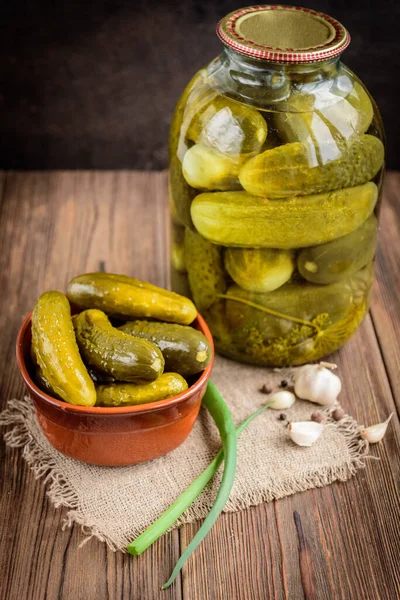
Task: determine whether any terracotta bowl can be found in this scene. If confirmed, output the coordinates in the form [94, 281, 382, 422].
[16, 313, 214, 466]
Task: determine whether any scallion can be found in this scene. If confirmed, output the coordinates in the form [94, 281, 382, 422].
[127, 381, 273, 589]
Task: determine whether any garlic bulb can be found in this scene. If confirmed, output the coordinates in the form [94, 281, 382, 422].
[288, 421, 324, 447]
[294, 363, 341, 406]
[360, 414, 393, 443]
[268, 391, 296, 410]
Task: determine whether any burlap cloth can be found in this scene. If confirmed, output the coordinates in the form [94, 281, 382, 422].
[0, 356, 369, 551]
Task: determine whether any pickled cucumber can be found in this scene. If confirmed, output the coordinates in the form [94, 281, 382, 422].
[222, 267, 372, 365]
[182, 144, 246, 191]
[215, 295, 368, 366]
[87, 368, 116, 384]
[184, 229, 226, 311]
[34, 366, 60, 399]
[275, 82, 374, 147]
[191, 183, 378, 249]
[31, 291, 96, 407]
[203, 299, 232, 347]
[73, 309, 164, 382]
[225, 248, 294, 293]
[226, 280, 353, 340]
[171, 224, 186, 273]
[67, 272, 197, 325]
[298, 215, 378, 284]
[119, 320, 212, 376]
[186, 95, 267, 155]
[96, 373, 188, 407]
[169, 70, 213, 227]
[169, 163, 197, 228]
[171, 266, 192, 299]
[239, 134, 384, 197]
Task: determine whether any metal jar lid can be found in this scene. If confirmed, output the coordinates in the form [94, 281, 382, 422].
[216, 5, 350, 63]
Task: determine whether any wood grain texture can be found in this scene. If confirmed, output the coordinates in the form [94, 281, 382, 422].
[370, 171, 400, 413]
[0, 170, 399, 600]
[180, 313, 400, 600]
[0, 171, 180, 600]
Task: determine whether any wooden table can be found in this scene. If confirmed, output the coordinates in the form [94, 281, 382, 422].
[0, 171, 399, 600]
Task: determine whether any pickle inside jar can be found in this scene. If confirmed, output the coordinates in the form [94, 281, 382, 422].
[220, 266, 373, 366]
[185, 94, 268, 155]
[170, 67, 382, 367]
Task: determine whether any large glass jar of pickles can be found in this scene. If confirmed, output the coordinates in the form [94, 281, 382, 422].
[169, 5, 385, 366]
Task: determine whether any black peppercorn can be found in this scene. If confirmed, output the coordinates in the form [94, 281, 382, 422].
[260, 384, 272, 394]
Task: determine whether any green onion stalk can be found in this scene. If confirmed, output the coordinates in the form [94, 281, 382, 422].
[127, 381, 273, 589]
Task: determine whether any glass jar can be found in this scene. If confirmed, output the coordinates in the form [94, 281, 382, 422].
[169, 5, 385, 367]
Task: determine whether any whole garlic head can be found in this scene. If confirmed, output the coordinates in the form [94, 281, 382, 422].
[294, 364, 341, 406]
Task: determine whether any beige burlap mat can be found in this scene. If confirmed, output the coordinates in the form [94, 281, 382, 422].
[0, 356, 369, 551]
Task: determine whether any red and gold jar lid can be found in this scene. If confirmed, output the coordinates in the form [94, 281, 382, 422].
[217, 5, 350, 63]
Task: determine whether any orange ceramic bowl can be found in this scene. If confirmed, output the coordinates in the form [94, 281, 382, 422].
[16, 312, 214, 466]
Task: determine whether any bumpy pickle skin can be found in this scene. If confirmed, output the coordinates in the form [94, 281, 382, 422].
[184, 229, 227, 312]
[224, 247, 294, 293]
[298, 214, 378, 284]
[239, 134, 384, 198]
[31, 291, 96, 406]
[185, 95, 267, 155]
[73, 309, 164, 382]
[182, 144, 247, 191]
[96, 374, 188, 407]
[67, 272, 197, 325]
[191, 182, 378, 249]
[220, 266, 373, 366]
[225, 280, 352, 340]
[119, 320, 212, 376]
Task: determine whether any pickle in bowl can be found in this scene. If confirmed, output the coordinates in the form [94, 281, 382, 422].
[119, 320, 212, 376]
[95, 373, 188, 407]
[73, 309, 165, 383]
[67, 272, 197, 325]
[31, 291, 96, 407]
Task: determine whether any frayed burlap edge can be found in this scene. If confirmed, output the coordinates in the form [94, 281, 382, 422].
[0, 396, 371, 552]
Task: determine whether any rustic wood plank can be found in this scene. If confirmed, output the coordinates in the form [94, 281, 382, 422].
[1, 170, 399, 600]
[180, 312, 400, 599]
[0, 171, 181, 600]
[370, 171, 400, 413]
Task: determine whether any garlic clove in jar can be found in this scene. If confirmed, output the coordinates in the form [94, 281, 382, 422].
[294, 363, 341, 406]
[360, 413, 393, 443]
[288, 421, 324, 447]
[268, 390, 296, 410]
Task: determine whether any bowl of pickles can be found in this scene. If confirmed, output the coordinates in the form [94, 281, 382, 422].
[16, 273, 214, 466]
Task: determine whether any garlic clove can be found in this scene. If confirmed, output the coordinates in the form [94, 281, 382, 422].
[319, 361, 337, 370]
[294, 364, 341, 406]
[360, 413, 393, 443]
[288, 421, 324, 447]
[268, 390, 296, 410]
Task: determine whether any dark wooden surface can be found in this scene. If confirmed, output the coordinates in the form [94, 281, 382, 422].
[0, 170, 399, 600]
